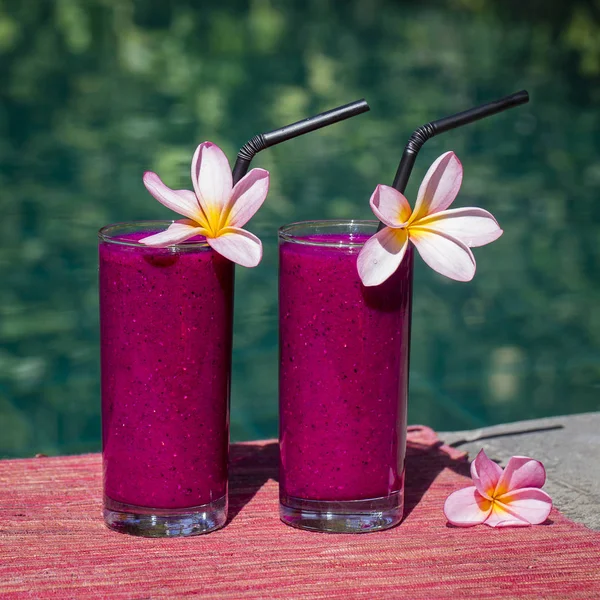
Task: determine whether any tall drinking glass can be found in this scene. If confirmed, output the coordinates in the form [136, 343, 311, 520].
[99, 222, 233, 536]
[278, 220, 412, 533]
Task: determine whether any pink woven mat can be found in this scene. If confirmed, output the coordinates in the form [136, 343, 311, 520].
[1, 428, 599, 599]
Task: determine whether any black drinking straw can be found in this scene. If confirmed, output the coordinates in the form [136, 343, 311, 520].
[377, 92, 530, 414]
[377, 90, 529, 231]
[232, 99, 370, 184]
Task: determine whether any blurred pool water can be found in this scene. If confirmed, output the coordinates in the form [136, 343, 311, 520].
[1, 0, 599, 456]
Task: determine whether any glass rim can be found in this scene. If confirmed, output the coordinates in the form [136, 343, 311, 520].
[98, 220, 210, 249]
[278, 219, 378, 248]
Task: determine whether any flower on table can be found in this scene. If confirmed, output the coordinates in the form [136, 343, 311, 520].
[443, 449, 553, 528]
[357, 151, 503, 286]
[140, 142, 269, 267]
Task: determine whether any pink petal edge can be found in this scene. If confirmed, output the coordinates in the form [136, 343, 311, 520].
[414, 207, 503, 248]
[139, 221, 205, 247]
[225, 168, 270, 229]
[142, 172, 201, 221]
[369, 184, 412, 228]
[191, 142, 233, 218]
[470, 449, 503, 501]
[411, 151, 463, 222]
[409, 226, 476, 282]
[494, 456, 547, 496]
[494, 487, 553, 525]
[484, 504, 532, 528]
[443, 486, 492, 527]
[206, 226, 263, 267]
[357, 227, 409, 287]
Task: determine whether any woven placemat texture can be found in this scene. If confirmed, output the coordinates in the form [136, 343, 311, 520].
[1, 428, 599, 599]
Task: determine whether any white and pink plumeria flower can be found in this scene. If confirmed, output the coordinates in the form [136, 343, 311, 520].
[357, 151, 503, 286]
[444, 449, 553, 528]
[140, 142, 269, 267]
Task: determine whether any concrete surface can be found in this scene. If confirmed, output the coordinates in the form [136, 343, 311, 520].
[440, 412, 600, 530]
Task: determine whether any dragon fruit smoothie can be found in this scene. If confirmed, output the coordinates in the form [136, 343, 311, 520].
[278, 221, 411, 532]
[99, 222, 233, 536]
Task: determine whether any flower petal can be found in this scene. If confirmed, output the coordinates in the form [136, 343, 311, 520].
[224, 168, 270, 229]
[411, 151, 463, 222]
[494, 456, 547, 496]
[191, 142, 233, 225]
[409, 227, 476, 282]
[443, 486, 492, 527]
[495, 488, 553, 525]
[357, 227, 409, 287]
[484, 503, 531, 528]
[206, 226, 262, 267]
[470, 449, 503, 500]
[142, 172, 201, 221]
[139, 220, 205, 247]
[369, 184, 412, 228]
[415, 207, 503, 248]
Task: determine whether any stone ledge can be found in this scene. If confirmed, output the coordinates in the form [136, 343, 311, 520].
[440, 412, 600, 530]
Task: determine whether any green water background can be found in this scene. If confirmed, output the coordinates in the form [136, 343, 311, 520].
[1, 0, 599, 457]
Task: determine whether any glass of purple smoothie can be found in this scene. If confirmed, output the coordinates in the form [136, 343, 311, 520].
[99, 221, 233, 536]
[278, 220, 412, 533]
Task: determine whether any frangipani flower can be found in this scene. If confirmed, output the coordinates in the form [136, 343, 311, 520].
[140, 142, 269, 267]
[357, 151, 503, 286]
[444, 449, 553, 528]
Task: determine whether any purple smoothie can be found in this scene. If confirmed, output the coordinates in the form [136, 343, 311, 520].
[100, 228, 233, 510]
[279, 231, 411, 502]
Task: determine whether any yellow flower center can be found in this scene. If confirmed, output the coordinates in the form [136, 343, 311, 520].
[196, 205, 223, 238]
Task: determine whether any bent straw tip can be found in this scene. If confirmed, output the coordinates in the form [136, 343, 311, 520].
[353, 98, 370, 111]
[510, 89, 530, 104]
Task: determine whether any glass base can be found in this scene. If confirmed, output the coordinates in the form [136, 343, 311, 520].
[103, 495, 227, 537]
[279, 490, 403, 533]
